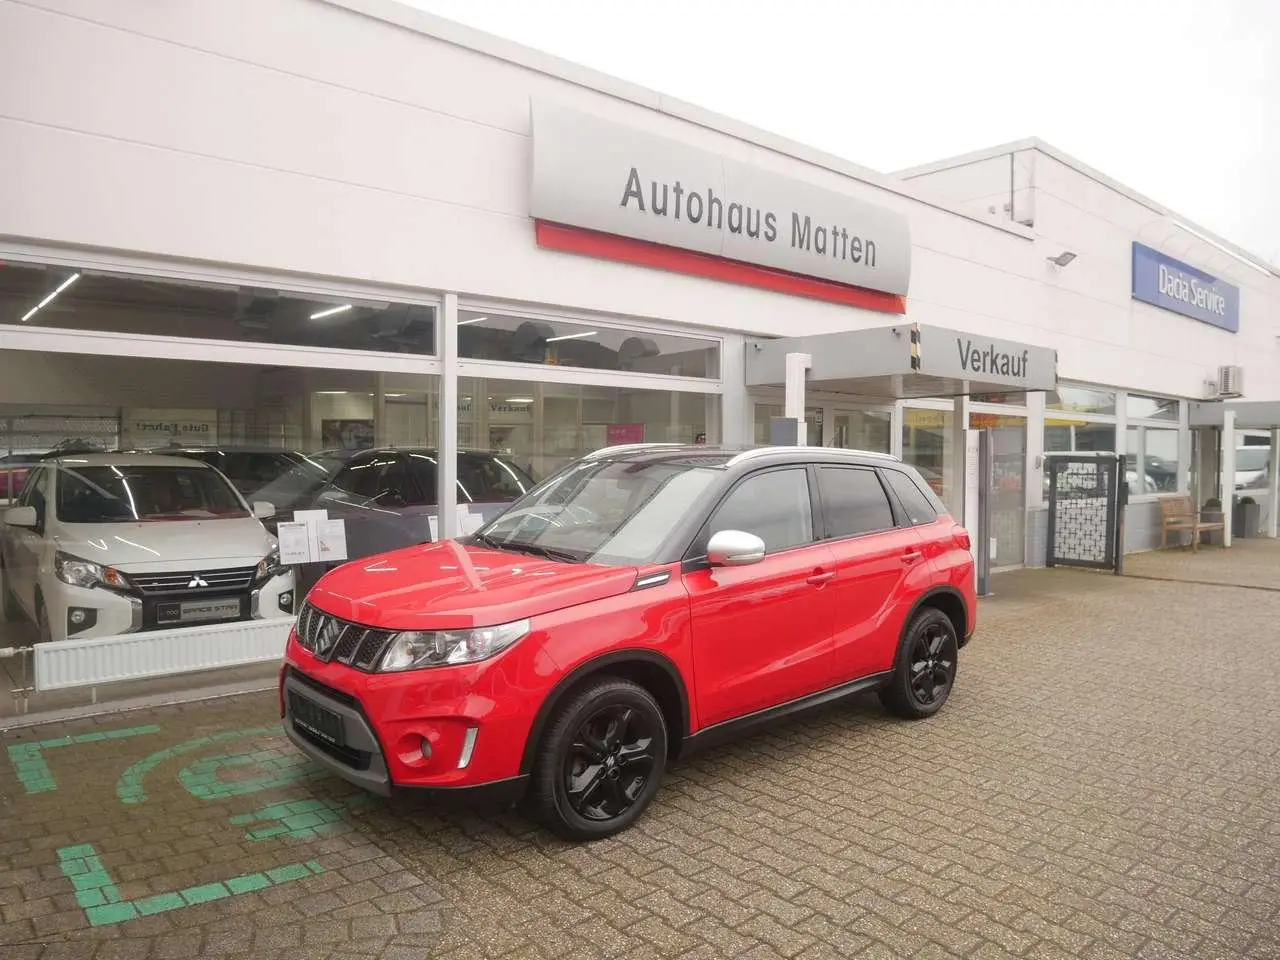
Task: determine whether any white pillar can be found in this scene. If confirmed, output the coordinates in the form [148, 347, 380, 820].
[1220, 409, 1236, 547]
[1025, 390, 1046, 512]
[950, 395, 970, 524]
[437, 293, 459, 540]
[720, 335, 748, 446]
[784, 352, 812, 445]
[1268, 428, 1280, 538]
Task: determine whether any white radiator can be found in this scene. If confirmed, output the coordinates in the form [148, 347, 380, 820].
[33, 619, 295, 691]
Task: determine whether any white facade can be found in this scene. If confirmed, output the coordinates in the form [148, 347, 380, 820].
[0, 0, 1276, 537]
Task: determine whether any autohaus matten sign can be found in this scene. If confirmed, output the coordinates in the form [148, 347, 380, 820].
[529, 100, 912, 297]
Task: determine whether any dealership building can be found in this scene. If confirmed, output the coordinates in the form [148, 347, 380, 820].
[2, 0, 1279, 707]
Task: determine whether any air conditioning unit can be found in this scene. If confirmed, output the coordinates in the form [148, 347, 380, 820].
[1218, 364, 1244, 399]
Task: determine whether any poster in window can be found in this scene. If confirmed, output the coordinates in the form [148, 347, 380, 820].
[606, 423, 645, 445]
[321, 419, 375, 452]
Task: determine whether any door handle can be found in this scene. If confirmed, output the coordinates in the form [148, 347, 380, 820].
[902, 550, 924, 565]
[807, 569, 836, 586]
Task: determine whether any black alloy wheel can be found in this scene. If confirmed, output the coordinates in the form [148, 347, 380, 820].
[880, 607, 959, 719]
[530, 677, 668, 840]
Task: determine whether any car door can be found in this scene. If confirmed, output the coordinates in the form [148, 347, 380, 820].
[816, 464, 926, 683]
[683, 466, 837, 728]
[7, 466, 51, 615]
[317, 453, 429, 560]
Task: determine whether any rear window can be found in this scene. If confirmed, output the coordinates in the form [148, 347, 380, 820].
[883, 469, 940, 525]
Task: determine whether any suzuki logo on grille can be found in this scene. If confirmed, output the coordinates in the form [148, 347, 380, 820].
[315, 618, 343, 656]
[188, 575, 210, 589]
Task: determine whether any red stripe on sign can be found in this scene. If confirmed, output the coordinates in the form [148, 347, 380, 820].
[534, 221, 906, 315]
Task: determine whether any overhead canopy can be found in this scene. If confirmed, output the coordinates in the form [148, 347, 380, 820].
[1190, 400, 1280, 429]
[744, 323, 1057, 399]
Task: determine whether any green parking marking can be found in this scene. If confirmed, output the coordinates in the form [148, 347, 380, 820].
[230, 793, 373, 842]
[178, 747, 319, 801]
[116, 726, 278, 804]
[8, 725, 161, 794]
[58, 843, 325, 926]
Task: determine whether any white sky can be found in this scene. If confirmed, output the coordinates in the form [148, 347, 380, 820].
[400, 0, 1280, 265]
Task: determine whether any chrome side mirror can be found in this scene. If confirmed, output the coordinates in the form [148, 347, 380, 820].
[707, 529, 766, 567]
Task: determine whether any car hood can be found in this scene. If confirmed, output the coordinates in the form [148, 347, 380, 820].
[307, 540, 640, 630]
[53, 518, 276, 571]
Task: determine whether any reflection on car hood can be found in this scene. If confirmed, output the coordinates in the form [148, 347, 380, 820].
[53, 518, 275, 571]
[308, 540, 639, 630]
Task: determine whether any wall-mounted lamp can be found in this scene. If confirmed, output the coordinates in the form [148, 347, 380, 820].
[1046, 251, 1077, 267]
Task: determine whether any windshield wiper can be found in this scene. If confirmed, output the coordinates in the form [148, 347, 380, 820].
[470, 530, 504, 550]
[496, 541, 585, 564]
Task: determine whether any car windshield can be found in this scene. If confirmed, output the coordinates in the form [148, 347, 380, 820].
[1237, 448, 1269, 472]
[472, 457, 725, 565]
[56, 464, 249, 522]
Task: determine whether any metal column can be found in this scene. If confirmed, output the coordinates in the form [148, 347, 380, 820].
[975, 429, 993, 597]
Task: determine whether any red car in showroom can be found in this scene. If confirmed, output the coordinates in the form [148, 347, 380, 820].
[281, 443, 976, 840]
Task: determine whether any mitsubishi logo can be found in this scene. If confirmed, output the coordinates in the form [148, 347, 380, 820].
[188, 575, 209, 589]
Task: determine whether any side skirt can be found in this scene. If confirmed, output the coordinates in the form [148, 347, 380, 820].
[680, 671, 893, 757]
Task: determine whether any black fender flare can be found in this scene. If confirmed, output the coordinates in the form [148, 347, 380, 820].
[519, 648, 692, 776]
[902, 585, 972, 649]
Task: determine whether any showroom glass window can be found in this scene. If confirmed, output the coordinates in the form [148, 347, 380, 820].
[1045, 385, 1118, 457]
[1126, 394, 1182, 495]
[0, 262, 437, 357]
[459, 377, 720, 482]
[457, 310, 719, 379]
[901, 406, 954, 505]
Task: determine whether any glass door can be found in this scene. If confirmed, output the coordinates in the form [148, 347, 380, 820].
[832, 408, 891, 453]
[971, 412, 1027, 567]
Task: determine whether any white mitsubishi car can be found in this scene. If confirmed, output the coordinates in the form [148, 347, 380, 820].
[1, 454, 294, 643]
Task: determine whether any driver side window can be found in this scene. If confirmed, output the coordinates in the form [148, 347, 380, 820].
[702, 468, 815, 556]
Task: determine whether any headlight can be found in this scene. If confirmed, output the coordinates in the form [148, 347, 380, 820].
[54, 551, 129, 590]
[255, 549, 283, 584]
[378, 619, 530, 672]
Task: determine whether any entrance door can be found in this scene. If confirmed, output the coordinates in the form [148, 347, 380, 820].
[971, 413, 1028, 567]
[832, 409, 892, 453]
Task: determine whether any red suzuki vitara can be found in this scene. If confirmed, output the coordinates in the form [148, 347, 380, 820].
[281, 444, 976, 840]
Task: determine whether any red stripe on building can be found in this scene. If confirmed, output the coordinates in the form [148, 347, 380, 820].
[534, 221, 907, 315]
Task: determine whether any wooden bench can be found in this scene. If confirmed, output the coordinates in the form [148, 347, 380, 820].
[1160, 496, 1224, 551]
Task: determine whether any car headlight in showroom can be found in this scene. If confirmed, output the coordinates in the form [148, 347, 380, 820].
[378, 619, 530, 671]
[255, 549, 284, 584]
[53, 551, 130, 590]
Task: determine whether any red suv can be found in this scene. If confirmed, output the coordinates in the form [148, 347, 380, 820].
[281, 444, 976, 840]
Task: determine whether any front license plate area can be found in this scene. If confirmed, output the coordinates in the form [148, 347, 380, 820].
[156, 596, 242, 624]
[289, 691, 345, 746]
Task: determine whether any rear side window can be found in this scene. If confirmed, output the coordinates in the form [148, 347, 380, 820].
[457, 455, 532, 502]
[706, 467, 814, 554]
[817, 467, 895, 538]
[883, 469, 940, 525]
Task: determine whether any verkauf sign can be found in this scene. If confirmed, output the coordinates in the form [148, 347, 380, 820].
[530, 101, 912, 297]
[1131, 242, 1240, 333]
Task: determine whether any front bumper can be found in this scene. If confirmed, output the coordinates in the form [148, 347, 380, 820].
[42, 571, 295, 643]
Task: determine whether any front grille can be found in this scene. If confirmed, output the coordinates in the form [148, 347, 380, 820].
[295, 603, 395, 671]
[129, 566, 257, 595]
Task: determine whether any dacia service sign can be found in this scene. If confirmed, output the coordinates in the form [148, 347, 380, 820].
[1131, 242, 1239, 332]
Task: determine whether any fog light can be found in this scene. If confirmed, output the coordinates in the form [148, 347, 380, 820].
[66, 607, 97, 635]
[278, 591, 294, 613]
[420, 738, 433, 760]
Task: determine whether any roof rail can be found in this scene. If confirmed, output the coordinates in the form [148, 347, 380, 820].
[582, 442, 686, 461]
[726, 446, 902, 467]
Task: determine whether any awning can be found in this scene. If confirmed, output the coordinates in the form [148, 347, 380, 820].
[744, 323, 1057, 398]
[1190, 400, 1280, 429]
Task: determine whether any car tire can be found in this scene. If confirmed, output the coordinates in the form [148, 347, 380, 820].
[0, 563, 18, 623]
[528, 677, 668, 841]
[35, 595, 53, 645]
[879, 607, 959, 720]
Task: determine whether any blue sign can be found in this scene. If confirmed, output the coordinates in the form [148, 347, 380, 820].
[1131, 242, 1239, 332]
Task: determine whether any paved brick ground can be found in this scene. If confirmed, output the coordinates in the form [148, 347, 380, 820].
[2, 560, 1279, 959]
